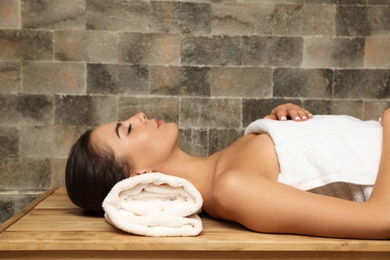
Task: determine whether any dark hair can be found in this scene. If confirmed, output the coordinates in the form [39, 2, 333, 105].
[65, 129, 131, 215]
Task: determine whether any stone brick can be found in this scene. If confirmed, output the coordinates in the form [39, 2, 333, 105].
[303, 99, 364, 119]
[0, 30, 53, 61]
[151, 2, 210, 34]
[336, 6, 369, 36]
[55, 95, 118, 126]
[271, 4, 335, 36]
[150, 66, 210, 96]
[274, 68, 333, 98]
[0, 0, 20, 29]
[180, 98, 241, 128]
[118, 96, 180, 124]
[87, 64, 149, 95]
[243, 36, 303, 67]
[0, 94, 53, 126]
[0, 62, 20, 93]
[19, 125, 86, 158]
[179, 128, 209, 157]
[334, 69, 390, 99]
[0, 158, 51, 189]
[15, 193, 42, 212]
[303, 37, 364, 68]
[55, 31, 118, 63]
[365, 38, 390, 68]
[0, 196, 14, 224]
[86, 0, 150, 32]
[181, 36, 242, 66]
[209, 128, 243, 155]
[210, 67, 272, 98]
[211, 4, 273, 36]
[0, 127, 18, 158]
[242, 98, 303, 126]
[119, 33, 180, 65]
[50, 158, 66, 187]
[363, 100, 390, 121]
[22, 0, 85, 29]
[22, 62, 86, 94]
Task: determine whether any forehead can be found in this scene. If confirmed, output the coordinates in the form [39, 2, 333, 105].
[91, 122, 117, 145]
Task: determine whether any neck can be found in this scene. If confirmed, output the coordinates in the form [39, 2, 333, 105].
[155, 147, 219, 195]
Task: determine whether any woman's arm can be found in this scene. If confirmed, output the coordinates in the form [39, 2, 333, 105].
[263, 103, 313, 121]
[213, 109, 390, 239]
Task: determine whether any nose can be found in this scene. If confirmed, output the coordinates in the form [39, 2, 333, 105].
[123, 112, 147, 125]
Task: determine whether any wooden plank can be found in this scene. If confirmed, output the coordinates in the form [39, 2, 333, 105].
[0, 188, 57, 233]
[1, 187, 390, 256]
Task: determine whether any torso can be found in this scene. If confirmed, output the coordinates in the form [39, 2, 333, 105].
[202, 133, 280, 217]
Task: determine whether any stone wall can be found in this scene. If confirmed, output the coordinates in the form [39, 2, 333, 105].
[1, 0, 390, 223]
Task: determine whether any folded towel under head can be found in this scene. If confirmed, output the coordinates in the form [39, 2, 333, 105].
[245, 115, 382, 201]
[102, 172, 203, 237]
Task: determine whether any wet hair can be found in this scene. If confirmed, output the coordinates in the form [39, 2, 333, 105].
[65, 129, 131, 215]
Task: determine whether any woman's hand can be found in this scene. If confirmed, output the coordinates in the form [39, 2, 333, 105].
[263, 103, 313, 121]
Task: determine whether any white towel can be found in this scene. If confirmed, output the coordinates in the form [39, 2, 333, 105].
[245, 115, 383, 201]
[102, 173, 203, 237]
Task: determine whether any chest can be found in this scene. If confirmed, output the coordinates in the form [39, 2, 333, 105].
[215, 134, 280, 181]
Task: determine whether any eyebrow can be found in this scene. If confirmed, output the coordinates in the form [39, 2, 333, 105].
[115, 122, 121, 139]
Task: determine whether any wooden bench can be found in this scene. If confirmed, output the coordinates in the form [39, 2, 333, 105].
[1, 187, 390, 259]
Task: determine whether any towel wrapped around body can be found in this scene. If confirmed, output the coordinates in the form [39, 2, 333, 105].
[245, 115, 383, 201]
[102, 173, 203, 237]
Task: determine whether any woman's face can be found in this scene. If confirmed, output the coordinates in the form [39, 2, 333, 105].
[91, 112, 179, 175]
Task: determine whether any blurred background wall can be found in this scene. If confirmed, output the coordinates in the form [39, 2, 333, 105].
[1, 0, 390, 223]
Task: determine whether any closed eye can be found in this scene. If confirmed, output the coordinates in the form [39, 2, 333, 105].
[127, 124, 132, 135]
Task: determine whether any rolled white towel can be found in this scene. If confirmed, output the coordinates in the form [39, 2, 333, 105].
[102, 172, 203, 237]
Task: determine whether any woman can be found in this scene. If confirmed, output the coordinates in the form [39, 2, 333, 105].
[66, 103, 390, 239]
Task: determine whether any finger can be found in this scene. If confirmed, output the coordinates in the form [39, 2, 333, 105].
[286, 107, 302, 121]
[263, 114, 278, 120]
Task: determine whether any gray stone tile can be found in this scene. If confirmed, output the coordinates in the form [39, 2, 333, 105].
[211, 4, 274, 36]
[118, 96, 180, 124]
[0, 30, 53, 61]
[150, 66, 210, 96]
[211, 67, 272, 97]
[119, 33, 181, 65]
[0, 94, 54, 126]
[180, 98, 241, 128]
[55, 95, 118, 126]
[181, 36, 242, 66]
[22, 0, 85, 29]
[87, 64, 149, 95]
[334, 69, 390, 99]
[0, 0, 20, 29]
[151, 2, 210, 34]
[179, 128, 209, 157]
[271, 4, 335, 36]
[0, 62, 20, 93]
[303, 99, 364, 119]
[242, 98, 303, 126]
[0, 158, 51, 189]
[0, 127, 19, 158]
[363, 100, 390, 121]
[22, 62, 86, 94]
[338, 0, 365, 4]
[86, 0, 150, 32]
[243, 36, 303, 67]
[209, 128, 243, 155]
[19, 125, 87, 158]
[15, 193, 41, 212]
[0, 195, 14, 224]
[336, 6, 369, 36]
[50, 158, 66, 187]
[273, 68, 333, 98]
[303, 37, 365, 68]
[55, 31, 118, 63]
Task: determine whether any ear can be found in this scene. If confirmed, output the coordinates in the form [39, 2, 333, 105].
[130, 169, 152, 177]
